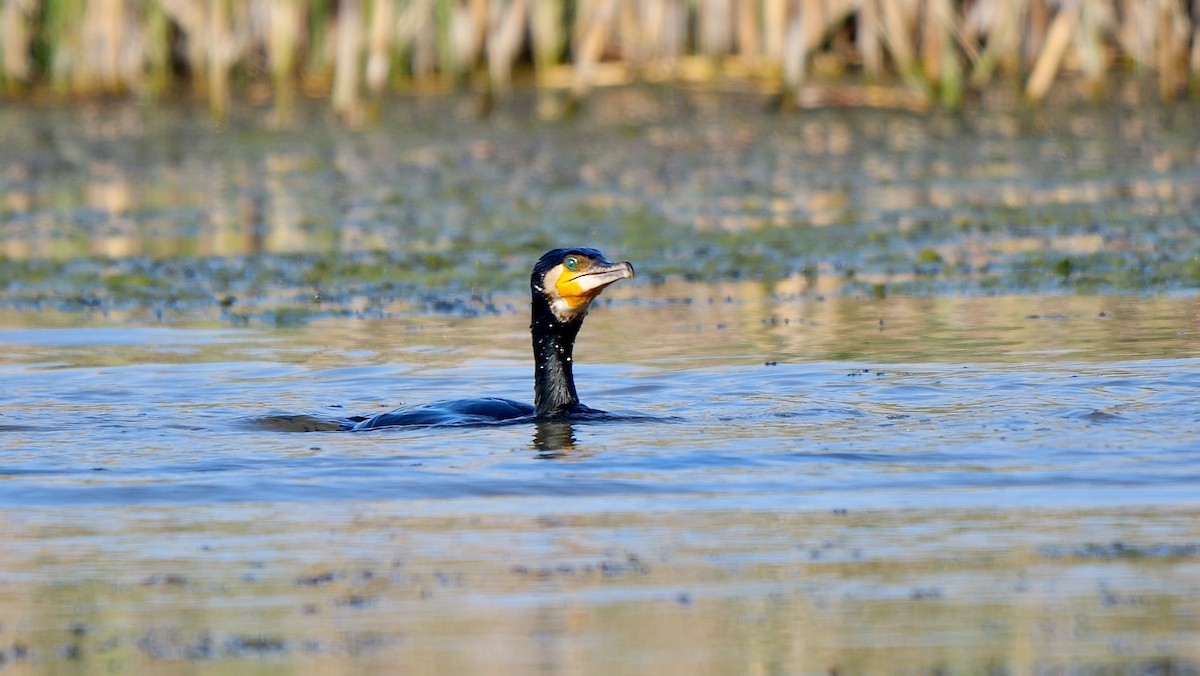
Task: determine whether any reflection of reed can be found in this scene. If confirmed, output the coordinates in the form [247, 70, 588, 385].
[0, 1, 1195, 119]
[2, 81, 1197, 265]
[4, 502, 1190, 675]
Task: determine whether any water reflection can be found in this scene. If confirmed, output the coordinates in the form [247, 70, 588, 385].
[3, 90, 1200, 674]
[2, 91, 1198, 296]
[2, 502, 1196, 673]
[0, 295, 1198, 671]
[532, 420, 577, 457]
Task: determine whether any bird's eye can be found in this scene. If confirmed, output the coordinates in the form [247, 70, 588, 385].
[564, 256, 579, 271]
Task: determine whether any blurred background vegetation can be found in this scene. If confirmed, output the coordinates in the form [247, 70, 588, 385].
[0, 0, 1197, 123]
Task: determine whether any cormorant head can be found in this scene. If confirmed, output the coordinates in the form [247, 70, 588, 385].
[531, 247, 635, 323]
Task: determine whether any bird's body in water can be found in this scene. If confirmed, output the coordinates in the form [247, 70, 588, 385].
[348, 248, 634, 429]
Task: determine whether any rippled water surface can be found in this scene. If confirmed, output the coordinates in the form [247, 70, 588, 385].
[3, 293, 1199, 672]
[2, 90, 1200, 672]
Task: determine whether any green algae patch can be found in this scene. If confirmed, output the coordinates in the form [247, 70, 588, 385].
[103, 272, 180, 301]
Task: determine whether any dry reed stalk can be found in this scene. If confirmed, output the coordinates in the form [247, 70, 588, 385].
[42, 0, 81, 92]
[77, 0, 101, 91]
[1, 0, 36, 85]
[159, 0, 206, 97]
[366, 0, 397, 94]
[615, 0, 641, 68]
[7, 0, 1200, 114]
[879, 0, 923, 91]
[924, 0, 962, 106]
[1155, 0, 1189, 100]
[395, 0, 436, 80]
[799, 0, 824, 75]
[736, 0, 762, 66]
[1026, 0, 1049, 66]
[1025, 0, 1076, 102]
[332, 0, 363, 124]
[142, 2, 172, 95]
[699, 0, 732, 58]
[301, 1, 335, 91]
[530, 0, 564, 79]
[780, 3, 805, 89]
[859, 0, 884, 77]
[207, 0, 232, 122]
[1076, 0, 1111, 98]
[663, 0, 686, 67]
[408, 0, 438, 80]
[469, 0, 488, 64]
[968, 0, 1026, 87]
[921, 0, 942, 81]
[781, 0, 840, 91]
[76, 0, 103, 91]
[267, 0, 300, 125]
[1193, 0, 1200, 87]
[1114, 0, 1146, 66]
[88, 0, 124, 91]
[120, 0, 151, 93]
[446, 0, 487, 75]
[764, 0, 787, 70]
[571, 0, 619, 99]
[486, 0, 529, 93]
[637, 0, 686, 77]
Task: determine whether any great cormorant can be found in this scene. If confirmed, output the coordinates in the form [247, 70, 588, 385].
[349, 247, 634, 429]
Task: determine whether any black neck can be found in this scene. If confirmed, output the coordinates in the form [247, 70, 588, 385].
[531, 298, 584, 417]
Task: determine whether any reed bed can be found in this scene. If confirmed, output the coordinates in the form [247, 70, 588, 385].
[0, 0, 1196, 121]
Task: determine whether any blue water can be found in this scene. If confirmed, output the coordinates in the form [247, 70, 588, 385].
[2, 297, 1197, 512]
[1, 292, 1198, 673]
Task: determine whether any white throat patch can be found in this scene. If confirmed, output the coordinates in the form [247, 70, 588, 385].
[540, 265, 592, 322]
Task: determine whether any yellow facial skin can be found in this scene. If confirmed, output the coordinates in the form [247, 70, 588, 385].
[541, 255, 635, 322]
